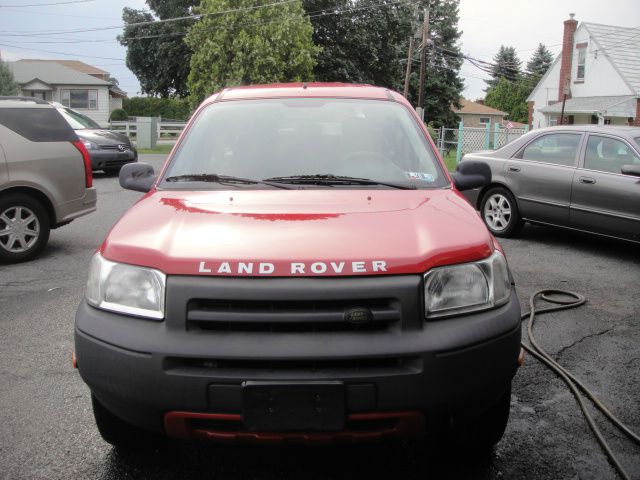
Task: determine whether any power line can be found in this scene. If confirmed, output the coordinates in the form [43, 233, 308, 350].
[0, 0, 416, 45]
[0, 0, 299, 37]
[0, 42, 124, 60]
[0, 6, 120, 20]
[0, 0, 94, 7]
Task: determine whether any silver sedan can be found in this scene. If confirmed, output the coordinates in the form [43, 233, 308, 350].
[461, 125, 640, 243]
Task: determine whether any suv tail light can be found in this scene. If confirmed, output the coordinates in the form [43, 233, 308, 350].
[72, 140, 93, 188]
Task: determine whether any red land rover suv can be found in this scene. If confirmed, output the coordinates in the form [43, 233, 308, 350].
[75, 83, 521, 450]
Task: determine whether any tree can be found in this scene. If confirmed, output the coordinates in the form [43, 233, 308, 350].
[185, 0, 318, 106]
[526, 43, 554, 77]
[0, 61, 20, 96]
[303, 0, 413, 88]
[484, 45, 521, 91]
[118, 0, 198, 97]
[303, 0, 464, 127]
[484, 77, 530, 123]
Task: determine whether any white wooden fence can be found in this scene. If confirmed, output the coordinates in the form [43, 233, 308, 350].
[109, 119, 187, 139]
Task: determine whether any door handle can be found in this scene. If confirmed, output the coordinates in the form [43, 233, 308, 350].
[508, 166, 521, 172]
[579, 177, 596, 184]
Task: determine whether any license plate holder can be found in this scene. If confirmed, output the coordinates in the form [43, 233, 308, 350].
[242, 381, 345, 431]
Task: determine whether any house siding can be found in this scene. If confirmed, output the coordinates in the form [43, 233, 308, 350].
[110, 96, 123, 113]
[459, 113, 504, 128]
[570, 27, 633, 97]
[529, 59, 561, 129]
[53, 85, 111, 126]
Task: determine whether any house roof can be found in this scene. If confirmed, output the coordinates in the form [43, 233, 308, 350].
[539, 95, 636, 116]
[583, 23, 640, 94]
[453, 98, 506, 116]
[28, 59, 109, 76]
[9, 60, 111, 86]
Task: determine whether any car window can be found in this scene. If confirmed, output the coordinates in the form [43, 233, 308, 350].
[520, 133, 581, 166]
[56, 107, 101, 130]
[633, 136, 640, 150]
[584, 135, 640, 174]
[0, 107, 77, 142]
[162, 98, 447, 188]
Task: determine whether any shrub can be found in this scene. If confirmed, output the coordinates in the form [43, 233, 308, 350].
[109, 108, 128, 121]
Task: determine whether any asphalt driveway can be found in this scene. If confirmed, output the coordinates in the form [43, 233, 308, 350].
[0, 154, 638, 479]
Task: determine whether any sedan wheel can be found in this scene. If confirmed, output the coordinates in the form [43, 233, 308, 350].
[484, 194, 512, 232]
[0, 194, 50, 263]
[480, 187, 523, 237]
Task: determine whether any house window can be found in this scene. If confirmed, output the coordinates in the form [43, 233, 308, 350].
[479, 117, 491, 125]
[549, 116, 559, 126]
[60, 89, 98, 110]
[576, 45, 586, 80]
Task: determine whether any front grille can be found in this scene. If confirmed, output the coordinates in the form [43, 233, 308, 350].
[99, 144, 129, 151]
[165, 275, 424, 333]
[187, 298, 399, 333]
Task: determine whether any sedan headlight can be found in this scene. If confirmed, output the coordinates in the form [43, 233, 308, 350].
[85, 253, 166, 320]
[424, 250, 511, 319]
[83, 140, 98, 150]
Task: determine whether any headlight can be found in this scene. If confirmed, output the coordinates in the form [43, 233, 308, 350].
[83, 140, 98, 150]
[85, 253, 166, 320]
[424, 250, 511, 319]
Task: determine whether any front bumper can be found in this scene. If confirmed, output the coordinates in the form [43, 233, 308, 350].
[75, 275, 521, 440]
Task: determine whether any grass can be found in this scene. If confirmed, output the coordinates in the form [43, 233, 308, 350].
[442, 150, 458, 172]
[136, 143, 175, 154]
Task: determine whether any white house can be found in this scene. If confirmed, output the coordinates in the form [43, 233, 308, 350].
[527, 15, 640, 129]
[9, 59, 127, 127]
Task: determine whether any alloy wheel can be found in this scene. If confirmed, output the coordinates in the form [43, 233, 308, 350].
[0, 205, 41, 253]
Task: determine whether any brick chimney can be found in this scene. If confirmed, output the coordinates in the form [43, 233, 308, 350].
[558, 14, 578, 101]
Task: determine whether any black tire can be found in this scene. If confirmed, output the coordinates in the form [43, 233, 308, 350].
[91, 394, 162, 449]
[480, 186, 523, 237]
[0, 193, 50, 263]
[447, 385, 512, 452]
[104, 166, 122, 176]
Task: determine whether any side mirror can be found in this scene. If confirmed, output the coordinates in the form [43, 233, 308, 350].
[119, 162, 156, 192]
[451, 160, 491, 191]
[621, 164, 640, 177]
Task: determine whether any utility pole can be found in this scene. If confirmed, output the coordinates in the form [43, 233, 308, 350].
[403, 6, 419, 98]
[416, 7, 430, 121]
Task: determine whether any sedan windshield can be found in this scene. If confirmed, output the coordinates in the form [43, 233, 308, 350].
[57, 106, 101, 130]
[162, 98, 447, 189]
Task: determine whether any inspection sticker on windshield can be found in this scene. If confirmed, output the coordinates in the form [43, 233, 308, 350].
[405, 172, 434, 182]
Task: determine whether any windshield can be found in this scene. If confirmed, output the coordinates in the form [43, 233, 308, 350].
[162, 98, 447, 189]
[56, 106, 101, 130]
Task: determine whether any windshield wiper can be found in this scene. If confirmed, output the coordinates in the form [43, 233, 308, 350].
[164, 174, 296, 189]
[263, 174, 416, 190]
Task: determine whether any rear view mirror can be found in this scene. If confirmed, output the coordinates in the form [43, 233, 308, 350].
[119, 162, 156, 192]
[451, 161, 491, 191]
[621, 164, 640, 177]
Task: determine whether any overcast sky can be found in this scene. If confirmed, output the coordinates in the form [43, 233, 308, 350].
[1, 0, 639, 100]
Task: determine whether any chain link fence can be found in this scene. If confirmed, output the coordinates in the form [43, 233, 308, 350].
[436, 124, 529, 168]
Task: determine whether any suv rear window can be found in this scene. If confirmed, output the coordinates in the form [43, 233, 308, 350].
[0, 107, 77, 142]
[162, 98, 447, 189]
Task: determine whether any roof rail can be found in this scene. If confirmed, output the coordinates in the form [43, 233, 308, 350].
[0, 96, 49, 105]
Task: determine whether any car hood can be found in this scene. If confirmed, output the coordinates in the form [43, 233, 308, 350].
[101, 189, 494, 276]
[76, 129, 131, 145]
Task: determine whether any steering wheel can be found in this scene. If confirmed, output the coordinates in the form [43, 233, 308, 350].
[337, 151, 406, 179]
